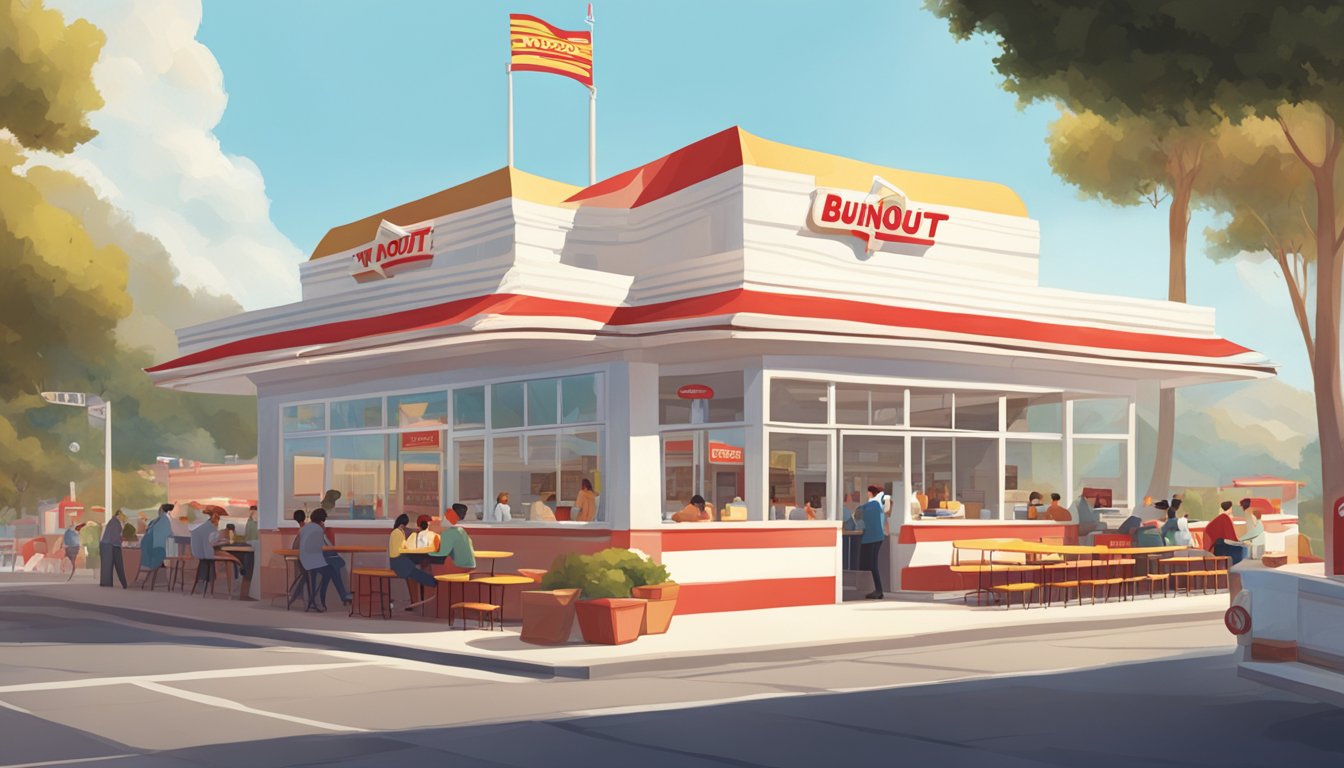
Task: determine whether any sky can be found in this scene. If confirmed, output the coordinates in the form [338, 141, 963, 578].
[43, 0, 1314, 389]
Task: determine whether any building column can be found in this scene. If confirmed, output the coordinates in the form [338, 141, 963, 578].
[606, 361, 662, 532]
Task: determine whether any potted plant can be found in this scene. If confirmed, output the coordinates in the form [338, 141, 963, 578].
[520, 554, 583, 645]
[597, 548, 679, 635]
[571, 558, 645, 645]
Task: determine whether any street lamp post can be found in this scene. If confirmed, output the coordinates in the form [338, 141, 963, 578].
[41, 392, 112, 523]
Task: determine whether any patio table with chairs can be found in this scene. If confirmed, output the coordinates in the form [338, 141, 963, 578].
[952, 538, 1194, 608]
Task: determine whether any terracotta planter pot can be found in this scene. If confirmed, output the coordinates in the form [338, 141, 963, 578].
[517, 568, 548, 583]
[632, 583, 679, 635]
[519, 589, 579, 646]
[575, 598, 646, 645]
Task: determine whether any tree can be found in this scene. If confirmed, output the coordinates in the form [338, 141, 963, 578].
[1046, 108, 1220, 498]
[930, 1, 1344, 573]
[1203, 109, 1321, 374]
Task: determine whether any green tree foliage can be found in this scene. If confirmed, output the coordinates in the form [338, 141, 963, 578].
[0, 2, 256, 515]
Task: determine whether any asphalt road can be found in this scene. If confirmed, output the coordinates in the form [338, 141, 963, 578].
[1, 592, 1341, 767]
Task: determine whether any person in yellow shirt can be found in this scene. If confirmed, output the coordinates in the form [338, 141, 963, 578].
[388, 514, 437, 610]
[575, 479, 598, 522]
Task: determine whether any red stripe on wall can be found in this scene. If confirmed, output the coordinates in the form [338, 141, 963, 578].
[660, 528, 838, 552]
[896, 523, 1076, 545]
[674, 576, 835, 614]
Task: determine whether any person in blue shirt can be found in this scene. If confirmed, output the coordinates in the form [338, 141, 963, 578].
[858, 484, 888, 600]
[62, 522, 81, 580]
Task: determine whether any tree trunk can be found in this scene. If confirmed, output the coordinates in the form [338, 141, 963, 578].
[1272, 249, 1316, 375]
[1145, 171, 1194, 502]
[1308, 139, 1344, 575]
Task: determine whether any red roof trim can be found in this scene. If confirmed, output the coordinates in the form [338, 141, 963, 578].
[565, 127, 746, 208]
[148, 289, 1255, 375]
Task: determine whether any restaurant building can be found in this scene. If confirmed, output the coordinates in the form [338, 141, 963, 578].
[148, 127, 1272, 612]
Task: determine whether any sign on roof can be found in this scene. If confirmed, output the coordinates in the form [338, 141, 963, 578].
[350, 220, 435, 282]
[807, 185, 950, 253]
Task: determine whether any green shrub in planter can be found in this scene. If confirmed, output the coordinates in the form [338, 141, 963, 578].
[539, 552, 634, 599]
[539, 553, 588, 591]
[579, 566, 633, 599]
[589, 547, 672, 588]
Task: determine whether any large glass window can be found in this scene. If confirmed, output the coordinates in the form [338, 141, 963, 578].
[1073, 439, 1127, 509]
[661, 428, 747, 519]
[527, 379, 558, 426]
[770, 379, 828, 423]
[953, 438, 999, 519]
[561, 429, 602, 520]
[908, 390, 953, 429]
[454, 438, 485, 522]
[283, 437, 325, 512]
[659, 371, 745, 425]
[911, 437, 953, 510]
[1006, 393, 1062, 434]
[769, 432, 831, 520]
[491, 382, 525, 429]
[835, 384, 904, 427]
[561, 374, 601, 424]
[954, 393, 1000, 431]
[1073, 397, 1128, 434]
[330, 397, 382, 430]
[1005, 440, 1064, 516]
[389, 391, 447, 428]
[330, 434, 387, 520]
[282, 404, 325, 433]
[839, 434, 903, 520]
[453, 387, 485, 430]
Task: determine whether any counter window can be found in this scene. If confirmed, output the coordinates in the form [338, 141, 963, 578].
[330, 434, 387, 520]
[770, 379, 828, 423]
[1005, 439, 1064, 517]
[769, 432, 831, 520]
[389, 432, 442, 520]
[659, 371, 745, 424]
[454, 438, 485, 521]
[662, 428, 746, 520]
[330, 397, 383, 431]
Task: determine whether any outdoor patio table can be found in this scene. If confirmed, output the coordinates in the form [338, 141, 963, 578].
[472, 574, 533, 623]
[473, 550, 514, 577]
[216, 544, 256, 601]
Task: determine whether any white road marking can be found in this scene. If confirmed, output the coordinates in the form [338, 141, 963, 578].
[0, 698, 34, 715]
[0, 756, 138, 768]
[0, 661, 382, 694]
[270, 646, 530, 683]
[132, 681, 367, 733]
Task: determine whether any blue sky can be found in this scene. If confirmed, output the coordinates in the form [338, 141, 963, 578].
[196, 0, 1311, 389]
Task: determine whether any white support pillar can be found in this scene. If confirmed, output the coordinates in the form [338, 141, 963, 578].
[1064, 399, 1075, 505]
[744, 364, 765, 521]
[607, 361, 661, 530]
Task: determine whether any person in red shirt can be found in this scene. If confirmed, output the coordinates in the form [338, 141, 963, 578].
[1202, 500, 1245, 564]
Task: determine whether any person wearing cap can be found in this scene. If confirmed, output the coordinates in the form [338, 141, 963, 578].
[429, 503, 477, 569]
[99, 510, 128, 588]
[858, 484, 887, 599]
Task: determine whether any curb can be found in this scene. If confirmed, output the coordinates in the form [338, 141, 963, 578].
[8, 590, 1224, 680]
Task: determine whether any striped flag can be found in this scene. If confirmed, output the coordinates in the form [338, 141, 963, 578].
[509, 13, 593, 87]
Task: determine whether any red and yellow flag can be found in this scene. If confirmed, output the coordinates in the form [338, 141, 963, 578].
[509, 14, 593, 87]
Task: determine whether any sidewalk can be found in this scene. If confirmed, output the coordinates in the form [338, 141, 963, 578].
[2, 576, 1229, 679]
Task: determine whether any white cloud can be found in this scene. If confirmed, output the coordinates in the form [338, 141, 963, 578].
[28, 0, 302, 310]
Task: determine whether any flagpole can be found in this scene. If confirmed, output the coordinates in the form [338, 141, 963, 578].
[507, 62, 515, 167]
[586, 5, 596, 184]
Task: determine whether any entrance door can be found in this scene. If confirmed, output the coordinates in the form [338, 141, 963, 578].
[840, 433, 905, 588]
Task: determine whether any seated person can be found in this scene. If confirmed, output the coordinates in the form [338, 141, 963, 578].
[1204, 500, 1246, 564]
[1026, 491, 1044, 520]
[389, 514, 437, 609]
[671, 495, 711, 523]
[1045, 493, 1072, 522]
[429, 503, 477, 569]
[413, 515, 440, 550]
[529, 493, 557, 522]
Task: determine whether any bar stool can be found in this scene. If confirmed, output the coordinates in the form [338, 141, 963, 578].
[191, 556, 237, 599]
[350, 568, 395, 619]
[166, 555, 194, 592]
[284, 554, 310, 610]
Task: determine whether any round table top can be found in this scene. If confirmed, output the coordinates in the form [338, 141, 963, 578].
[473, 575, 533, 585]
[434, 573, 473, 583]
[473, 550, 514, 559]
[217, 545, 254, 553]
[327, 545, 386, 553]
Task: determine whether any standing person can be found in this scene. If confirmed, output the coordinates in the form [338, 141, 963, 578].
[858, 485, 887, 599]
[140, 504, 173, 571]
[61, 521, 81, 579]
[1203, 501, 1246, 565]
[244, 506, 259, 542]
[298, 508, 349, 611]
[485, 492, 512, 523]
[575, 479, 598, 522]
[99, 511, 128, 588]
[388, 514, 437, 610]
[80, 518, 101, 573]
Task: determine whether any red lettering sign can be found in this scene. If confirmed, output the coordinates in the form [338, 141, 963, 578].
[708, 442, 743, 464]
[809, 187, 950, 253]
[677, 384, 715, 400]
[351, 220, 435, 282]
[399, 431, 441, 450]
